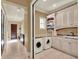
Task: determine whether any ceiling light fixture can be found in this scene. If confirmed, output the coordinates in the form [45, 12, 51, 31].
[17, 8, 20, 12]
[43, 0, 47, 2]
[52, 4, 56, 7]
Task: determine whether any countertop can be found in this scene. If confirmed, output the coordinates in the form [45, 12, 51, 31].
[53, 36, 78, 40]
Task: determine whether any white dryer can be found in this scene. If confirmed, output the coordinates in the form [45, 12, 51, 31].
[43, 37, 52, 49]
[34, 38, 43, 54]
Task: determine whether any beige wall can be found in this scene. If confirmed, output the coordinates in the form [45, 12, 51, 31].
[7, 21, 23, 40]
[24, 7, 31, 50]
[56, 27, 78, 36]
[24, 7, 28, 48]
[35, 11, 47, 37]
[3, 0, 31, 51]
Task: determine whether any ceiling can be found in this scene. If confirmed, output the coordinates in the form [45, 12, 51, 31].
[3, 2, 25, 21]
[6, 0, 30, 7]
[35, 0, 77, 14]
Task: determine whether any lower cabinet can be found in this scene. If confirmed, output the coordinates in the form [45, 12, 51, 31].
[61, 39, 72, 54]
[69, 39, 78, 56]
[52, 37, 62, 50]
[52, 37, 78, 57]
[61, 39, 78, 57]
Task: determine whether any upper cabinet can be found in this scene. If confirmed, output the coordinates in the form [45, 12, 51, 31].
[55, 10, 64, 29]
[73, 4, 78, 27]
[55, 4, 78, 30]
[64, 5, 74, 27]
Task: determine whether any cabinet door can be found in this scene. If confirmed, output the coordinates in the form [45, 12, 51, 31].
[64, 5, 78, 27]
[73, 4, 78, 27]
[70, 39, 78, 56]
[63, 10, 67, 27]
[52, 37, 62, 50]
[56, 11, 64, 29]
[61, 38, 71, 53]
[68, 6, 74, 27]
[66, 6, 74, 27]
[63, 8, 71, 27]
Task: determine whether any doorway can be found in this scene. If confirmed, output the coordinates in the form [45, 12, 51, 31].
[11, 24, 17, 39]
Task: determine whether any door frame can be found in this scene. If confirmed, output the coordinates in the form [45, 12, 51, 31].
[30, 0, 38, 59]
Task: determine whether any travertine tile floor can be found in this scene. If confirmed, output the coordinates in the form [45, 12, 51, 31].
[35, 48, 77, 59]
[1, 40, 29, 59]
[1, 40, 77, 59]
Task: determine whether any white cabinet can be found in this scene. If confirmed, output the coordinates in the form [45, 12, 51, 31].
[63, 6, 74, 27]
[61, 38, 72, 54]
[62, 9, 68, 27]
[64, 4, 78, 27]
[52, 37, 78, 57]
[52, 37, 62, 50]
[66, 5, 78, 27]
[68, 6, 74, 27]
[56, 10, 64, 29]
[55, 4, 78, 30]
[73, 4, 78, 27]
[61, 5, 75, 27]
[69, 39, 78, 56]
[61, 38, 78, 57]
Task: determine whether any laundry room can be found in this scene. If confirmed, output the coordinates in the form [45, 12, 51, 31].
[34, 0, 78, 59]
[1, 0, 78, 59]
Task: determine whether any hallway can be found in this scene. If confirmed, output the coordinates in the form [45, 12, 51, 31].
[1, 40, 29, 59]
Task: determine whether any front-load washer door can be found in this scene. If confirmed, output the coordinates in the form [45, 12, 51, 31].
[34, 38, 43, 54]
[43, 37, 52, 49]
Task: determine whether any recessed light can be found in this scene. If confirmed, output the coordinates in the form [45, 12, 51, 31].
[43, 0, 47, 2]
[17, 8, 20, 12]
[52, 4, 56, 7]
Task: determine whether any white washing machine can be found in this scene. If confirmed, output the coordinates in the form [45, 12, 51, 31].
[34, 38, 43, 54]
[43, 37, 52, 49]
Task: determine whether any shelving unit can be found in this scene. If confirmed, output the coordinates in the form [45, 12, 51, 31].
[47, 18, 54, 30]
[46, 13, 56, 36]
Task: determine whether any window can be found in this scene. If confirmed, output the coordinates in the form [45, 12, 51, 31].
[40, 17, 46, 29]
